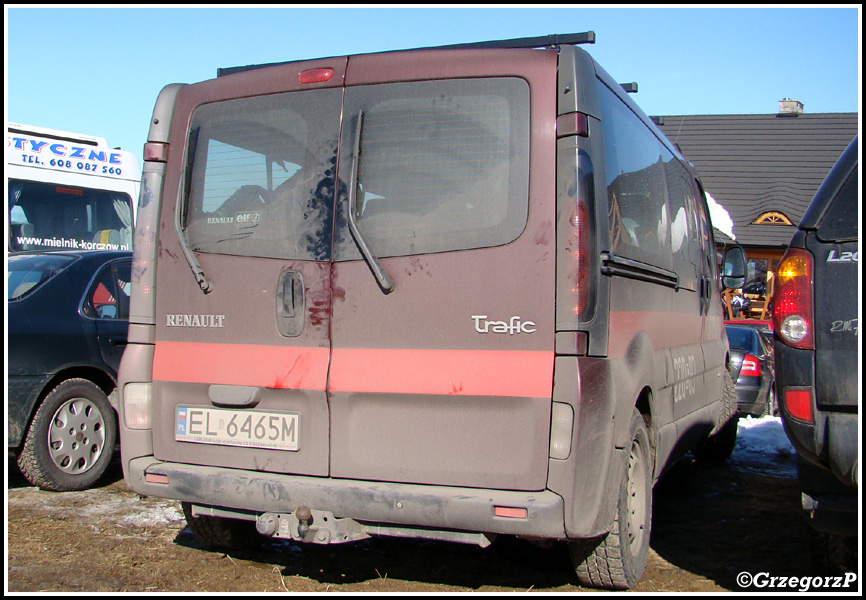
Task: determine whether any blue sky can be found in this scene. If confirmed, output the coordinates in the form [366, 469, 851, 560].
[5, 6, 861, 158]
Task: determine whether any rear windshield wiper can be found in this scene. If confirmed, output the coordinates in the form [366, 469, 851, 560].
[348, 110, 394, 294]
[176, 127, 213, 294]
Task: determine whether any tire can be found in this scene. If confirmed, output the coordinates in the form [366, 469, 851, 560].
[182, 502, 262, 550]
[570, 409, 653, 590]
[17, 379, 117, 492]
[692, 417, 738, 463]
[810, 529, 858, 576]
[768, 386, 778, 417]
[692, 369, 738, 463]
[759, 384, 777, 417]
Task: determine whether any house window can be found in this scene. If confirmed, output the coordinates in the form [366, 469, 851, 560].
[752, 211, 792, 225]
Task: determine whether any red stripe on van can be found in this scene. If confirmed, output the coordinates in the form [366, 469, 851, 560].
[153, 341, 330, 390]
[153, 343, 554, 398]
[329, 348, 554, 398]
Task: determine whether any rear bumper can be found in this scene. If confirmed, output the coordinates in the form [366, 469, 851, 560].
[734, 383, 767, 417]
[127, 457, 568, 540]
[797, 456, 858, 537]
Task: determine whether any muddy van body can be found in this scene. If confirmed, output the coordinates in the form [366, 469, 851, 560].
[119, 33, 740, 589]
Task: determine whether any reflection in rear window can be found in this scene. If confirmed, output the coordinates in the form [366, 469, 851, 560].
[725, 326, 754, 351]
[7, 253, 77, 300]
[183, 88, 343, 261]
[817, 167, 858, 242]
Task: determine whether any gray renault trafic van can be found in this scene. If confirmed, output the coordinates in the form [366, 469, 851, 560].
[118, 33, 744, 589]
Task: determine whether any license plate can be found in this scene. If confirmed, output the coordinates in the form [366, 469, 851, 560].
[175, 406, 299, 451]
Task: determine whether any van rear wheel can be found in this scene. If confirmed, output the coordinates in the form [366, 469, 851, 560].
[569, 409, 652, 590]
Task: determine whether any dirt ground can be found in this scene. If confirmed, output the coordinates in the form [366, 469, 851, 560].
[4, 430, 856, 594]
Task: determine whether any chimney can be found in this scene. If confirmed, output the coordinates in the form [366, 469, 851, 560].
[779, 98, 804, 115]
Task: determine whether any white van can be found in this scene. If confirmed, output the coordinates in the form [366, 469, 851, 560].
[7, 123, 141, 252]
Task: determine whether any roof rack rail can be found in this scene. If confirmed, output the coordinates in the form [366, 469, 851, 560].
[218, 32, 596, 78]
[410, 31, 596, 51]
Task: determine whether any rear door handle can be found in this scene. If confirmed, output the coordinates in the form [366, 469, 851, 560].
[276, 270, 305, 337]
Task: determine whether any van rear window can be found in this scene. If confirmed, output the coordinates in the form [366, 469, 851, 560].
[336, 78, 530, 259]
[183, 88, 343, 261]
[182, 78, 530, 262]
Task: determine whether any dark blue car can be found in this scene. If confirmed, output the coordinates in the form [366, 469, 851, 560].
[725, 324, 775, 417]
[8, 250, 132, 491]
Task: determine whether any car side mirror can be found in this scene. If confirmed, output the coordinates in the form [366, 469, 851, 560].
[721, 246, 746, 290]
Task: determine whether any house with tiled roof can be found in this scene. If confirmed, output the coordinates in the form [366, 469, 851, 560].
[653, 101, 858, 278]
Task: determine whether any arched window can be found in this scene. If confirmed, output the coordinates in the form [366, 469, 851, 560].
[752, 211, 793, 225]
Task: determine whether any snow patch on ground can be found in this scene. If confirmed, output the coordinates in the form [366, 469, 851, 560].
[730, 415, 797, 478]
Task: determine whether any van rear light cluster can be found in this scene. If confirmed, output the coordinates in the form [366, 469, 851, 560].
[571, 201, 591, 318]
[549, 402, 574, 460]
[772, 248, 814, 350]
[124, 382, 153, 429]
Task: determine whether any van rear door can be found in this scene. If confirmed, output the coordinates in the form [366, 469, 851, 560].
[150, 60, 347, 477]
[327, 50, 558, 490]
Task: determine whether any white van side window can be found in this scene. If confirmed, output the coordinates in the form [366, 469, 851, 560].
[667, 171, 702, 290]
[599, 82, 673, 270]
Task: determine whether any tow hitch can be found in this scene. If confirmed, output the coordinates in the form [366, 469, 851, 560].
[256, 506, 370, 544]
[252, 505, 495, 547]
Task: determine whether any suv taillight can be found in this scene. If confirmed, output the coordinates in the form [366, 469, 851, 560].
[773, 248, 814, 350]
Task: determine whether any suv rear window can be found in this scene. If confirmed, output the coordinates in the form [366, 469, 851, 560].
[7, 253, 77, 300]
[817, 166, 858, 242]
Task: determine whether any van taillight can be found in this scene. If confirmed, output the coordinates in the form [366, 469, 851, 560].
[773, 248, 814, 350]
[740, 354, 761, 377]
[572, 201, 591, 317]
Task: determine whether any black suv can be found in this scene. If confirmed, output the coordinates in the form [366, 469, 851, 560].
[772, 137, 858, 574]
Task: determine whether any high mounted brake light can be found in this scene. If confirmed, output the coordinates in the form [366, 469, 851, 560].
[298, 68, 334, 85]
[773, 248, 814, 350]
